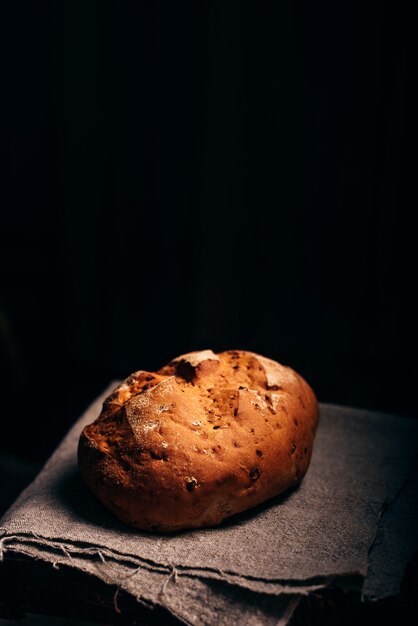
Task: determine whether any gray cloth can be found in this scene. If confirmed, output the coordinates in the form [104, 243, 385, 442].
[5, 541, 302, 626]
[362, 465, 418, 600]
[1, 382, 418, 624]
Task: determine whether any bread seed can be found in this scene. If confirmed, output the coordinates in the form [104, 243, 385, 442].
[249, 467, 260, 481]
[186, 478, 198, 491]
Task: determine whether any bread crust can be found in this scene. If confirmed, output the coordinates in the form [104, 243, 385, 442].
[78, 350, 319, 532]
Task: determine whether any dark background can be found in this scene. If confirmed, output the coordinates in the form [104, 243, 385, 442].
[1, 0, 417, 483]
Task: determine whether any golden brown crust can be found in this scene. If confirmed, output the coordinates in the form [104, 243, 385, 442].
[78, 350, 319, 532]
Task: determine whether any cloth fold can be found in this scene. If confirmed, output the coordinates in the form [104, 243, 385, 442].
[1, 382, 417, 625]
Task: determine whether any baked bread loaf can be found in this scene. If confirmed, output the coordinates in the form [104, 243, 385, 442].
[78, 350, 319, 532]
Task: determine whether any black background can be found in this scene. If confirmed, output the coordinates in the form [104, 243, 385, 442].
[1, 1, 417, 466]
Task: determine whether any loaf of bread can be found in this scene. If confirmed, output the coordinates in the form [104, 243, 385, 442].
[78, 350, 319, 532]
